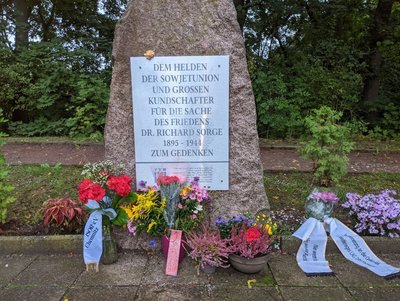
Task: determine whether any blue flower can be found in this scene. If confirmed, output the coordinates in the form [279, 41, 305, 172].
[149, 240, 157, 248]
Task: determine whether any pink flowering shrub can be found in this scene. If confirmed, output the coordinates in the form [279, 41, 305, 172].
[342, 190, 400, 238]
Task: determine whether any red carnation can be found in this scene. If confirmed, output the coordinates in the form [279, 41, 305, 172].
[245, 227, 261, 242]
[106, 174, 132, 197]
[78, 179, 106, 204]
[157, 175, 180, 186]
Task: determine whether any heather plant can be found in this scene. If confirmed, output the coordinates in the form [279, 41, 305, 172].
[299, 106, 354, 186]
[185, 226, 232, 274]
[42, 198, 87, 234]
[342, 190, 400, 238]
[229, 224, 274, 258]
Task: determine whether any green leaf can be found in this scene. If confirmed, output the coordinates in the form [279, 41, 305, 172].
[112, 208, 129, 226]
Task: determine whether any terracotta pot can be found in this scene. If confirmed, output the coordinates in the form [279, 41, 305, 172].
[229, 253, 271, 273]
[161, 235, 186, 263]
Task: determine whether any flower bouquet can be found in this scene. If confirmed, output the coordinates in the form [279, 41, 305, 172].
[158, 176, 211, 263]
[122, 180, 166, 238]
[79, 161, 137, 270]
[305, 188, 339, 221]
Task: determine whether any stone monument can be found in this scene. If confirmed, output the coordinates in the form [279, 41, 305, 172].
[104, 0, 269, 217]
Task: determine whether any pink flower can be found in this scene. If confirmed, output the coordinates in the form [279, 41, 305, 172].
[178, 203, 183, 209]
[191, 214, 197, 219]
[190, 193, 196, 200]
[127, 221, 137, 235]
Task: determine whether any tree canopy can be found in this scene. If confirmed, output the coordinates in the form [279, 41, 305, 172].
[0, 0, 399, 139]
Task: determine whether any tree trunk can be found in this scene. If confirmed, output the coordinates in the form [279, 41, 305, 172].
[362, 0, 394, 110]
[13, 0, 30, 51]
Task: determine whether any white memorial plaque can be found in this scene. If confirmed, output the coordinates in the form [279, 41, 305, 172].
[130, 55, 229, 189]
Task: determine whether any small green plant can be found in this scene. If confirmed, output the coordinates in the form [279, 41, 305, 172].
[0, 109, 16, 223]
[300, 106, 354, 186]
[42, 198, 87, 234]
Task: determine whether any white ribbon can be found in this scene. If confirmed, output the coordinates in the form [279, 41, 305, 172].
[326, 218, 400, 278]
[294, 217, 400, 279]
[83, 199, 117, 271]
[293, 217, 333, 276]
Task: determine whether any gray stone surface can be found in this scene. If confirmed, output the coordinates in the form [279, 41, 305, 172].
[0, 255, 37, 288]
[212, 287, 283, 301]
[9, 254, 83, 287]
[65, 287, 139, 301]
[279, 287, 353, 301]
[76, 252, 148, 286]
[141, 254, 208, 285]
[104, 0, 268, 218]
[268, 255, 342, 287]
[349, 287, 400, 301]
[135, 284, 209, 301]
[1, 252, 400, 300]
[329, 254, 400, 288]
[208, 264, 276, 287]
[0, 287, 66, 301]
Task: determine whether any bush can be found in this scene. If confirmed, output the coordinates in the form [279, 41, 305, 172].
[299, 106, 354, 186]
[0, 109, 15, 223]
[42, 198, 87, 234]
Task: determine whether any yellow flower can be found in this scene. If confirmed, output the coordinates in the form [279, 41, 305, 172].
[265, 224, 273, 236]
[147, 220, 157, 232]
[120, 205, 134, 219]
[180, 186, 190, 198]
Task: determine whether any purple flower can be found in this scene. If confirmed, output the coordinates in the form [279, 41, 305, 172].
[149, 240, 157, 248]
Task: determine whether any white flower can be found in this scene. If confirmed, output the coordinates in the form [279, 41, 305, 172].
[193, 204, 203, 214]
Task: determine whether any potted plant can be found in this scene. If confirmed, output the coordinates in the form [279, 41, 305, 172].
[185, 226, 231, 275]
[228, 223, 276, 274]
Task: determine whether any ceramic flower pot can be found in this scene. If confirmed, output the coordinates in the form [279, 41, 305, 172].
[161, 235, 186, 263]
[229, 253, 271, 274]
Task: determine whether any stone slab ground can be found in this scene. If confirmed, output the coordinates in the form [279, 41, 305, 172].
[1, 252, 399, 301]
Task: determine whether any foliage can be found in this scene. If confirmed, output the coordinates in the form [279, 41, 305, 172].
[0, 42, 109, 140]
[0, 109, 16, 224]
[42, 198, 87, 234]
[185, 226, 231, 273]
[299, 106, 354, 186]
[342, 190, 400, 238]
[79, 161, 137, 227]
[242, 0, 399, 139]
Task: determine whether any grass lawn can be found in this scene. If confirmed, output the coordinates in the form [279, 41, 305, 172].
[3, 164, 400, 233]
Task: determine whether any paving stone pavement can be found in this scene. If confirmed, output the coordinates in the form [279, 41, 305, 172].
[1, 252, 399, 301]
